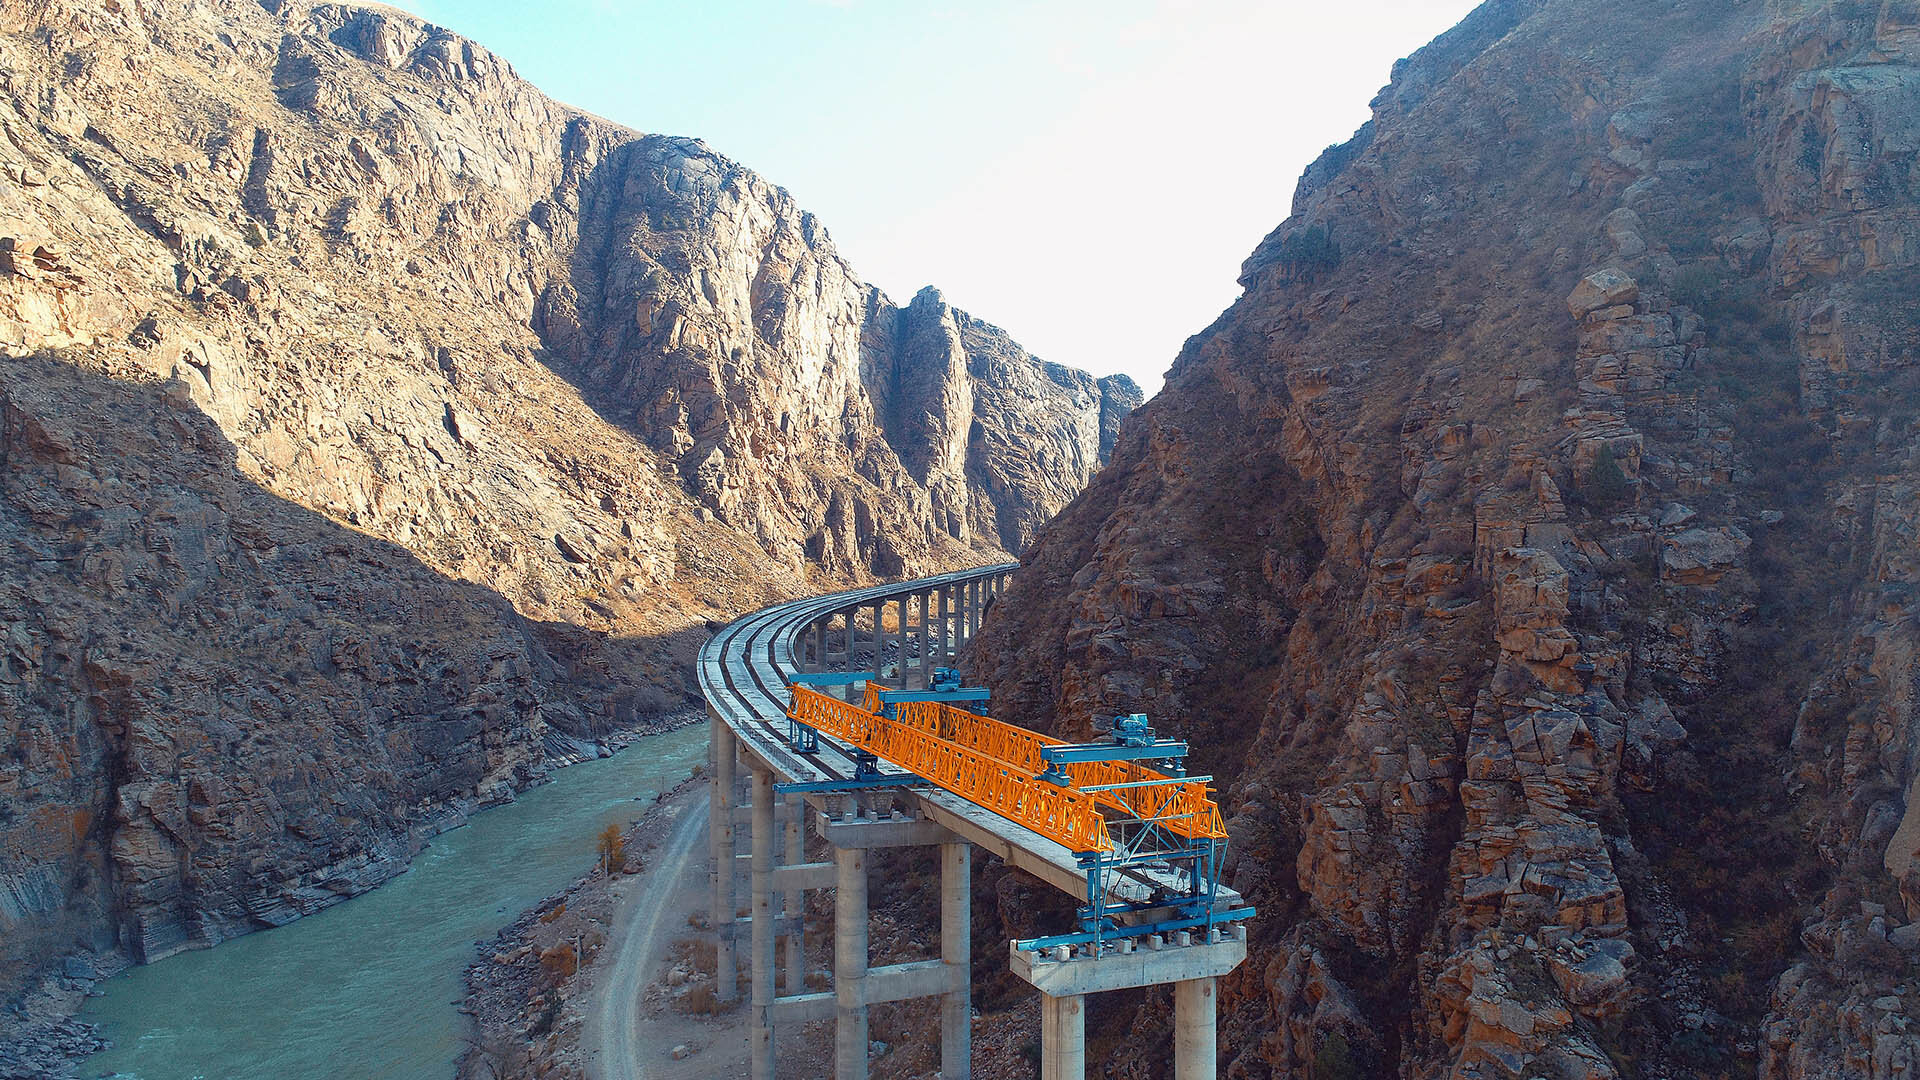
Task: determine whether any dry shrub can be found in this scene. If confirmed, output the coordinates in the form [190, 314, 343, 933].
[688, 938, 718, 974]
[680, 984, 724, 1015]
[538, 943, 577, 979]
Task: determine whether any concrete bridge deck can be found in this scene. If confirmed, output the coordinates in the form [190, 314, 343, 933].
[698, 564, 1247, 1080]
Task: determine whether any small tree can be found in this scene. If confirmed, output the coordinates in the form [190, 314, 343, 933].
[1312, 1030, 1361, 1080]
[1582, 443, 1632, 509]
[596, 823, 625, 876]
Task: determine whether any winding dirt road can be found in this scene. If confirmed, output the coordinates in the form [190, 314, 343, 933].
[588, 792, 710, 1080]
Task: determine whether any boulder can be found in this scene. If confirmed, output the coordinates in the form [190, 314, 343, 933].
[1567, 269, 1639, 319]
[1659, 527, 1751, 586]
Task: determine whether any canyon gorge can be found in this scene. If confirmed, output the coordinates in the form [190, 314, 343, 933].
[5, 0, 1920, 1079]
[0, 0, 1134, 1060]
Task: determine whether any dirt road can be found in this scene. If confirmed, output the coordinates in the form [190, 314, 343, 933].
[587, 791, 712, 1080]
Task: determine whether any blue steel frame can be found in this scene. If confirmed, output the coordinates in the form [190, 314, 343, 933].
[873, 687, 992, 719]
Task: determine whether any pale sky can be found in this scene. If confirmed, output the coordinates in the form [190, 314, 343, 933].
[389, 1, 1483, 396]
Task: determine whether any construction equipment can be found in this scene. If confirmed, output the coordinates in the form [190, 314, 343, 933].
[783, 677, 1251, 952]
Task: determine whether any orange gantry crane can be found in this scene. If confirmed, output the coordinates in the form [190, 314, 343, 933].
[783, 669, 1249, 951]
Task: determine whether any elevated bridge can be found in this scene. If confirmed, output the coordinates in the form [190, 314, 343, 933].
[699, 564, 1250, 1080]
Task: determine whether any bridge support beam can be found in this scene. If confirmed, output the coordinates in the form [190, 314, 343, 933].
[941, 841, 972, 1079]
[1040, 992, 1084, 1080]
[710, 715, 737, 1002]
[833, 845, 868, 1080]
[750, 768, 776, 1080]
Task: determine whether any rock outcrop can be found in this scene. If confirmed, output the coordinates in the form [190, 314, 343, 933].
[0, 0, 1132, 1024]
[970, 1, 1920, 1077]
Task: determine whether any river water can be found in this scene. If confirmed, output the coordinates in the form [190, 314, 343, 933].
[80, 724, 708, 1080]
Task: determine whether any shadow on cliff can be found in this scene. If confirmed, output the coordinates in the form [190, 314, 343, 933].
[0, 352, 712, 993]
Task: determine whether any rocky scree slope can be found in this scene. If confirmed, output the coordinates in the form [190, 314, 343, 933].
[970, 2, 1920, 1078]
[0, 0, 1134, 1024]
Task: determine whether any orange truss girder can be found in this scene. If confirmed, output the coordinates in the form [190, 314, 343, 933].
[796, 685, 1226, 849]
[789, 686, 1114, 853]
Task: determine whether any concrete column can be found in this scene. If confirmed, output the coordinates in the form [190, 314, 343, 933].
[916, 592, 931, 688]
[783, 792, 805, 994]
[883, 598, 898, 684]
[710, 718, 737, 1001]
[750, 769, 776, 1080]
[941, 842, 971, 1079]
[1040, 993, 1084, 1080]
[936, 587, 950, 663]
[811, 619, 825, 672]
[966, 580, 980, 642]
[1174, 977, 1218, 1080]
[834, 846, 869, 1080]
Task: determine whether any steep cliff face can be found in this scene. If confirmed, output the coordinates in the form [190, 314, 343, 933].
[971, 2, 1920, 1077]
[0, 0, 1131, 1014]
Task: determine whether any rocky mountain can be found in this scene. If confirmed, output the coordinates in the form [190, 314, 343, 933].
[971, 2, 1920, 1078]
[0, 0, 1134, 1026]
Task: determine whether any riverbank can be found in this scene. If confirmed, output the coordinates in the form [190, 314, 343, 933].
[2, 710, 705, 1080]
[456, 774, 735, 1080]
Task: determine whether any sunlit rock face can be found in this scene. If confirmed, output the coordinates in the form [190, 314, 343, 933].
[0, 0, 1133, 1019]
[971, 1, 1920, 1076]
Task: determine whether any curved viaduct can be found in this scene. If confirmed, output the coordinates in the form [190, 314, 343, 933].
[698, 564, 1247, 1080]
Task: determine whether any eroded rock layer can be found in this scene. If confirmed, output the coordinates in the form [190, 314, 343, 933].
[971, 2, 1920, 1077]
[0, 0, 1132, 1013]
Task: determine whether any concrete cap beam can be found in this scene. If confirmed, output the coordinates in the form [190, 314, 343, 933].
[1009, 938, 1247, 998]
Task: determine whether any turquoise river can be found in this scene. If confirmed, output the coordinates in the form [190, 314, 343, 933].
[80, 724, 708, 1080]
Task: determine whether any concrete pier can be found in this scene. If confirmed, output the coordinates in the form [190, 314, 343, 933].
[1174, 977, 1217, 1079]
[941, 842, 971, 1079]
[1040, 993, 1084, 1080]
[750, 769, 776, 1080]
[834, 846, 868, 1080]
[783, 792, 804, 995]
[1013, 931, 1245, 1080]
[710, 717, 737, 1002]
[916, 592, 931, 687]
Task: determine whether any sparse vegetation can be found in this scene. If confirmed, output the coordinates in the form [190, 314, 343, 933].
[1580, 443, 1632, 509]
[538, 943, 578, 979]
[1312, 1030, 1361, 1080]
[596, 822, 625, 875]
[1276, 224, 1343, 281]
[679, 984, 724, 1016]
